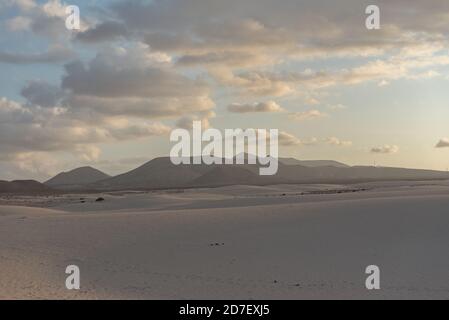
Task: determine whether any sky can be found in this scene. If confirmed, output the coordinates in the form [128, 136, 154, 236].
[0, 0, 449, 181]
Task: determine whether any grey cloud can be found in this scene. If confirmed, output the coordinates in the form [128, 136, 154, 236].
[176, 51, 271, 68]
[60, 47, 215, 120]
[144, 32, 201, 52]
[30, 14, 65, 38]
[106, 123, 172, 140]
[6, 0, 74, 39]
[116, 0, 449, 64]
[76, 21, 130, 43]
[0, 46, 74, 64]
[21, 80, 64, 107]
[62, 55, 209, 99]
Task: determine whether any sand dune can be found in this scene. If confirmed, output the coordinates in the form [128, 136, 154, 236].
[1, 180, 449, 299]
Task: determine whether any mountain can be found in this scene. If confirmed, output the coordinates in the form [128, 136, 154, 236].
[88, 157, 288, 190]
[0, 180, 53, 194]
[272, 165, 449, 184]
[279, 158, 350, 168]
[30, 155, 449, 191]
[89, 157, 214, 190]
[5, 159, 449, 193]
[48, 157, 449, 192]
[45, 166, 110, 190]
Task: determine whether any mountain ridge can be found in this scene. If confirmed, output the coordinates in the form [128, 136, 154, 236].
[0, 180, 53, 194]
[43, 157, 449, 191]
[44, 166, 110, 190]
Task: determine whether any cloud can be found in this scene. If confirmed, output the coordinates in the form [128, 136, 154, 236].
[279, 135, 351, 148]
[0, 97, 172, 159]
[61, 48, 207, 99]
[277, 132, 318, 147]
[62, 60, 205, 98]
[176, 51, 274, 68]
[2, 151, 61, 181]
[112, 0, 449, 72]
[21, 80, 64, 107]
[278, 131, 302, 146]
[326, 137, 352, 147]
[106, 122, 172, 140]
[227, 101, 284, 113]
[7, 0, 37, 11]
[73, 145, 102, 162]
[218, 50, 449, 97]
[5, 0, 88, 38]
[0, 45, 74, 64]
[3, 0, 449, 179]
[65, 95, 214, 121]
[0, 43, 217, 164]
[142, 18, 297, 59]
[210, 68, 294, 97]
[435, 138, 449, 148]
[76, 21, 130, 43]
[6, 16, 32, 31]
[58, 45, 214, 122]
[371, 145, 399, 154]
[207, 52, 449, 97]
[289, 110, 327, 121]
[176, 115, 212, 130]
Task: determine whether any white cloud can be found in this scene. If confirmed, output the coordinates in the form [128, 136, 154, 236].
[76, 21, 130, 43]
[0, 97, 172, 160]
[21, 80, 63, 107]
[227, 101, 284, 113]
[73, 145, 102, 162]
[435, 138, 449, 148]
[278, 131, 302, 146]
[326, 137, 352, 147]
[277, 132, 319, 147]
[8, 151, 61, 180]
[210, 68, 295, 97]
[289, 110, 327, 121]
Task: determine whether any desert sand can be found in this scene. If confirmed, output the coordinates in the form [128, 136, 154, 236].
[1, 180, 449, 299]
